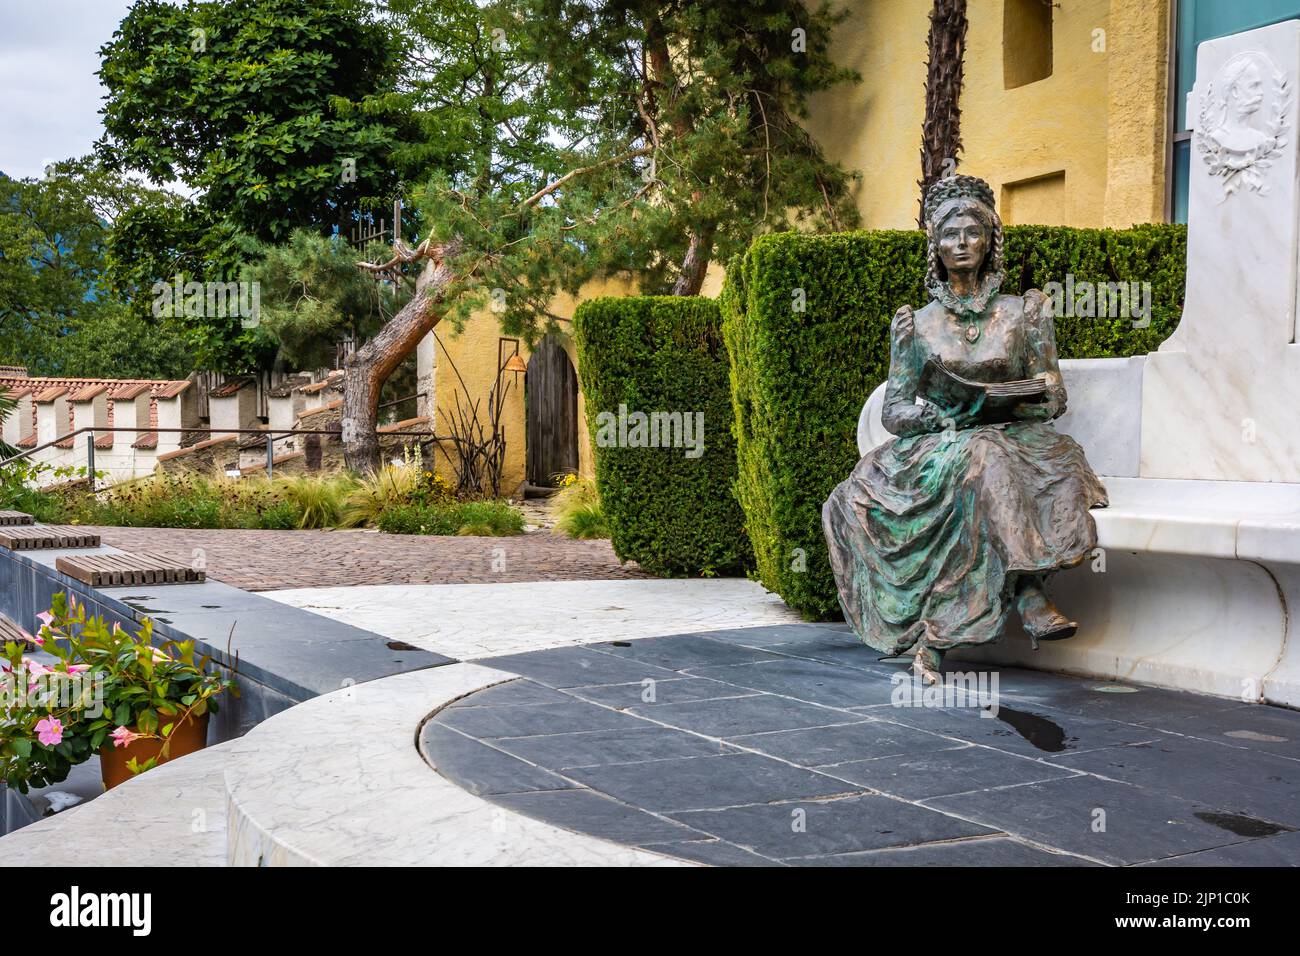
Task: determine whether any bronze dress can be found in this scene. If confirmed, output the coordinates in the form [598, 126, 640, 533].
[822, 289, 1108, 655]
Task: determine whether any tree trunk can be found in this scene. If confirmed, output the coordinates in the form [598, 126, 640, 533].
[672, 223, 716, 296]
[918, 0, 969, 226]
[342, 256, 457, 473]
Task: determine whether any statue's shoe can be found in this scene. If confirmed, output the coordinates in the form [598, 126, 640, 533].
[1023, 608, 1078, 648]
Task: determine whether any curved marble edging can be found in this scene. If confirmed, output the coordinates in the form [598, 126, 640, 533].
[0, 740, 234, 867]
[223, 663, 688, 866]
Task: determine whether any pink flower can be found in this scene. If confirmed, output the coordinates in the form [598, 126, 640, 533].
[35, 717, 63, 747]
[30, 633, 44, 647]
[35, 610, 54, 628]
[110, 726, 139, 749]
[23, 659, 50, 678]
[64, 664, 90, 674]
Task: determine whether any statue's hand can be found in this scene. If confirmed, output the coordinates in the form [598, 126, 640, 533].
[1011, 399, 1055, 420]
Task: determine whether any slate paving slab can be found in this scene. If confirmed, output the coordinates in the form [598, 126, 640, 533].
[481, 646, 680, 689]
[420, 625, 1300, 866]
[922, 775, 1290, 866]
[418, 722, 580, 796]
[435, 700, 647, 737]
[797, 836, 1097, 867]
[1050, 736, 1300, 827]
[489, 725, 735, 769]
[687, 658, 897, 708]
[490, 789, 705, 845]
[729, 718, 963, 765]
[590, 634, 785, 669]
[627, 693, 856, 737]
[571, 676, 760, 708]
[823, 744, 1081, 800]
[561, 753, 860, 813]
[668, 793, 998, 859]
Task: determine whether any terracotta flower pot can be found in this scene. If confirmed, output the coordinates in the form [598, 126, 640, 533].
[99, 711, 210, 790]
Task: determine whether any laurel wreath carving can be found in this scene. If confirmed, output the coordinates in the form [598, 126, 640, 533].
[1196, 59, 1291, 199]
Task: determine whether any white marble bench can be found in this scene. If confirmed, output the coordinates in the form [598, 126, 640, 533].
[856, 358, 1300, 706]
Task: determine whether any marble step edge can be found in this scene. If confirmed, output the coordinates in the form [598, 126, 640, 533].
[0, 740, 234, 867]
[222, 663, 689, 867]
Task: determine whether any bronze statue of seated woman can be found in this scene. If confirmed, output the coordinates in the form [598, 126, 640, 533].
[822, 175, 1108, 685]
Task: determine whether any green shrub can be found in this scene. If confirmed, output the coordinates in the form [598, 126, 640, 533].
[574, 296, 753, 576]
[721, 224, 1187, 618]
[376, 499, 524, 536]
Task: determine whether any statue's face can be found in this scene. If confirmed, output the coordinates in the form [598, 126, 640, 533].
[1230, 64, 1264, 117]
[937, 212, 988, 275]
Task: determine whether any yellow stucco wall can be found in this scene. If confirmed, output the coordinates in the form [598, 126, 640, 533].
[426, 275, 639, 495]
[804, 0, 1170, 229]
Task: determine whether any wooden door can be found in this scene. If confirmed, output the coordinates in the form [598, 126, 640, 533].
[525, 335, 578, 487]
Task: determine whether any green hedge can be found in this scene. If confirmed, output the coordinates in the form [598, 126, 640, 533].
[574, 295, 753, 576]
[720, 224, 1187, 619]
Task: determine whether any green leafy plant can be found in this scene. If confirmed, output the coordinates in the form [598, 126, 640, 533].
[574, 296, 752, 576]
[375, 498, 524, 536]
[720, 223, 1188, 618]
[1, 593, 236, 792]
[552, 474, 609, 540]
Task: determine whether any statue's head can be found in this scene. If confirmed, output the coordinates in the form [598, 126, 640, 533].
[1224, 58, 1264, 119]
[923, 175, 1004, 298]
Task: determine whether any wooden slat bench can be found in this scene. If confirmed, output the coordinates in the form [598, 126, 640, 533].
[55, 551, 205, 588]
[0, 511, 34, 526]
[0, 614, 35, 649]
[0, 526, 101, 550]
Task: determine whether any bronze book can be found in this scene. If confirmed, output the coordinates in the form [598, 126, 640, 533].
[920, 358, 1048, 409]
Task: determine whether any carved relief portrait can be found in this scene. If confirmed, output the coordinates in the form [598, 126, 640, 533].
[1197, 51, 1292, 198]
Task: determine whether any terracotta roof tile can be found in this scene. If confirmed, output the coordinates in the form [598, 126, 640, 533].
[297, 373, 343, 395]
[113, 382, 153, 400]
[131, 432, 158, 450]
[16, 432, 36, 448]
[239, 451, 305, 475]
[209, 378, 252, 398]
[68, 383, 109, 401]
[32, 386, 69, 402]
[0, 375, 191, 401]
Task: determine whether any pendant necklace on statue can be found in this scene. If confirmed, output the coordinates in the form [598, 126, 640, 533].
[964, 318, 980, 343]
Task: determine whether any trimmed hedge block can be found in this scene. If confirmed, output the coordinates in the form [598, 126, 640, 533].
[721, 224, 1187, 619]
[574, 295, 753, 576]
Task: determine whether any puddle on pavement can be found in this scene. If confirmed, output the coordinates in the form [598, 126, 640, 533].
[1193, 811, 1295, 838]
[986, 705, 1071, 752]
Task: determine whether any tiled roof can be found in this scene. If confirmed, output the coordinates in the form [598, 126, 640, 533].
[32, 386, 69, 402]
[210, 378, 253, 398]
[0, 375, 190, 401]
[131, 432, 158, 450]
[297, 373, 343, 395]
[113, 382, 153, 400]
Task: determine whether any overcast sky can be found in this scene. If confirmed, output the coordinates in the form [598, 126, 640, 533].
[0, 0, 143, 180]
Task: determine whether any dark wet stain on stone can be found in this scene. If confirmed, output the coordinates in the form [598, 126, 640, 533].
[609, 641, 632, 647]
[201, 604, 222, 609]
[386, 640, 419, 651]
[987, 705, 1070, 752]
[1193, 811, 1295, 838]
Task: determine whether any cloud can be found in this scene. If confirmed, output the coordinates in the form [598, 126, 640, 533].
[0, 1, 147, 179]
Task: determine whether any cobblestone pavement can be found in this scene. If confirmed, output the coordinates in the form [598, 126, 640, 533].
[87, 526, 650, 591]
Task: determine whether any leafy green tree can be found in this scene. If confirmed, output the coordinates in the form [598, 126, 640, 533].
[244, 229, 409, 371]
[97, 0, 419, 242]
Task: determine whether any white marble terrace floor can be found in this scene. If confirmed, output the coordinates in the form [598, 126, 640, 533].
[263, 578, 802, 660]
